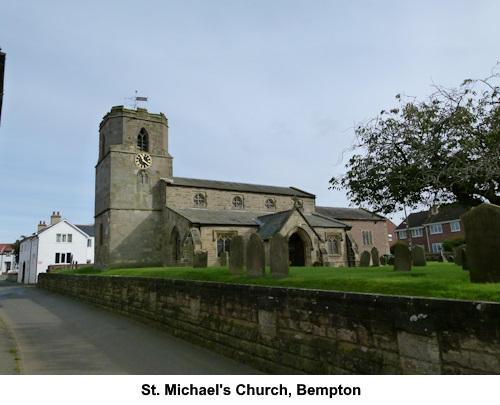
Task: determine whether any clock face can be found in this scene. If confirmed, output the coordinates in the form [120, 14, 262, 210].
[135, 152, 152, 169]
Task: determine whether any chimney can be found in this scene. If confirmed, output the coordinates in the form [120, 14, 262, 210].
[37, 221, 47, 232]
[50, 211, 61, 225]
[429, 204, 439, 215]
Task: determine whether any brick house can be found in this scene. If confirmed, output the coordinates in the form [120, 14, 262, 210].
[395, 205, 468, 252]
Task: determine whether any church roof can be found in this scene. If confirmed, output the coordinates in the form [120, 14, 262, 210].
[167, 206, 349, 241]
[316, 206, 385, 221]
[165, 177, 315, 198]
[166, 207, 265, 226]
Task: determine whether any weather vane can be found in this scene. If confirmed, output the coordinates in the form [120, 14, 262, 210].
[125, 90, 148, 109]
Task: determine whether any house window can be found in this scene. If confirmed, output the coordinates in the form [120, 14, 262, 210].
[429, 224, 443, 234]
[66, 253, 72, 264]
[137, 128, 149, 152]
[232, 196, 243, 209]
[193, 193, 205, 206]
[61, 253, 66, 263]
[216, 233, 236, 257]
[362, 230, 373, 246]
[87, 239, 92, 248]
[450, 221, 461, 232]
[399, 230, 407, 239]
[388, 234, 393, 242]
[55, 253, 60, 263]
[56, 234, 73, 243]
[432, 243, 443, 253]
[411, 228, 423, 238]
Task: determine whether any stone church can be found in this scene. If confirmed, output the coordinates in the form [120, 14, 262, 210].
[94, 106, 386, 270]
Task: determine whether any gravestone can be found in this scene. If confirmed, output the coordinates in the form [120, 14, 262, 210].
[461, 203, 500, 283]
[412, 245, 427, 266]
[371, 247, 380, 267]
[229, 235, 245, 275]
[394, 244, 411, 271]
[461, 247, 469, 271]
[246, 233, 265, 277]
[270, 234, 289, 278]
[360, 251, 371, 267]
[453, 245, 465, 266]
[380, 256, 387, 265]
[193, 251, 208, 268]
[220, 251, 229, 267]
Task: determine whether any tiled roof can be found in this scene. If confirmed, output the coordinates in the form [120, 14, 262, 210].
[395, 210, 431, 230]
[424, 205, 469, 224]
[395, 205, 469, 230]
[0, 244, 13, 253]
[76, 225, 95, 237]
[165, 177, 315, 198]
[167, 207, 265, 226]
[316, 206, 384, 221]
[256, 211, 294, 241]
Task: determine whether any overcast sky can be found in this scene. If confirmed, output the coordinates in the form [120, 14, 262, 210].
[1, 0, 499, 242]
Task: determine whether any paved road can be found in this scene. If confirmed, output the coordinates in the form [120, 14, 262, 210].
[0, 277, 261, 375]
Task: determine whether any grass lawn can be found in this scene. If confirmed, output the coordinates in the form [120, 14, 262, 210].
[54, 262, 500, 303]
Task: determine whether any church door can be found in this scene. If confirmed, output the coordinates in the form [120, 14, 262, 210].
[289, 233, 305, 266]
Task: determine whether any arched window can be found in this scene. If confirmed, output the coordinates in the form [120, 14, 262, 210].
[138, 170, 149, 185]
[137, 128, 149, 152]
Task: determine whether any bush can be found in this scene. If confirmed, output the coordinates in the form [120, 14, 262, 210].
[390, 241, 407, 254]
[442, 237, 466, 252]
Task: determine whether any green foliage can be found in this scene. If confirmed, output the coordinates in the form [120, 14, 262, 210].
[330, 65, 500, 214]
[442, 237, 466, 252]
[390, 241, 407, 254]
[57, 263, 500, 303]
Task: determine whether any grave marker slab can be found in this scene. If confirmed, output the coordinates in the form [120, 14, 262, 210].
[412, 245, 427, 266]
[247, 233, 266, 277]
[229, 235, 244, 275]
[394, 244, 411, 272]
[360, 251, 371, 267]
[270, 234, 289, 278]
[461, 203, 500, 283]
[371, 247, 380, 267]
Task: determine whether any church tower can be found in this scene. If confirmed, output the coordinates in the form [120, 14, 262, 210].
[94, 106, 173, 269]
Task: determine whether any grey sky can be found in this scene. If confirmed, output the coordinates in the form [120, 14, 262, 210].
[1, 0, 499, 242]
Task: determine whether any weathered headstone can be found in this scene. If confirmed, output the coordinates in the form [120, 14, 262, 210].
[394, 244, 411, 271]
[461, 203, 500, 283]
[453, 245, 465, 266]
[360, 251, 371, 267]
[270, 234, 289, 278]
[229, 235, 244, 275]
[461, 247, 469, 271]
[220, 251, 229, 267]
[246, 233, 265, 277]
[193, 251, 208, 268]
[371, 247, 380, 267]
[412, 245, 427, 266]
[388, 256, 394, 265]
[380, 255, 387, 265]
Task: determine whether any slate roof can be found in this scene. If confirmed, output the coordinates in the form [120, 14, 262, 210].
[316, 206, 385, 221]
[76, 225, 95, 237]
[395, 205, 469, 230]
[395, 210, 431, 230]
[167, 207, 265, 226]
[424, 205, 469, 225]
[165, 176, 315, 198]
[166, 207, 349, 241]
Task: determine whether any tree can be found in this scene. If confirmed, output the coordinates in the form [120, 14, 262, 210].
[330, 65, 500, 215]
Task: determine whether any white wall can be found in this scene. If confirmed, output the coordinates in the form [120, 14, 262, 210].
[17, 220, 95, 284]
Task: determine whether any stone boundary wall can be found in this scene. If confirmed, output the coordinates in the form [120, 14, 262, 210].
[37, 274, 500, 374]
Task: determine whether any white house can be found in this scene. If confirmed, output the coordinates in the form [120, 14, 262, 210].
[0, 244, 15, 273]
[18, 212, 94, 284]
